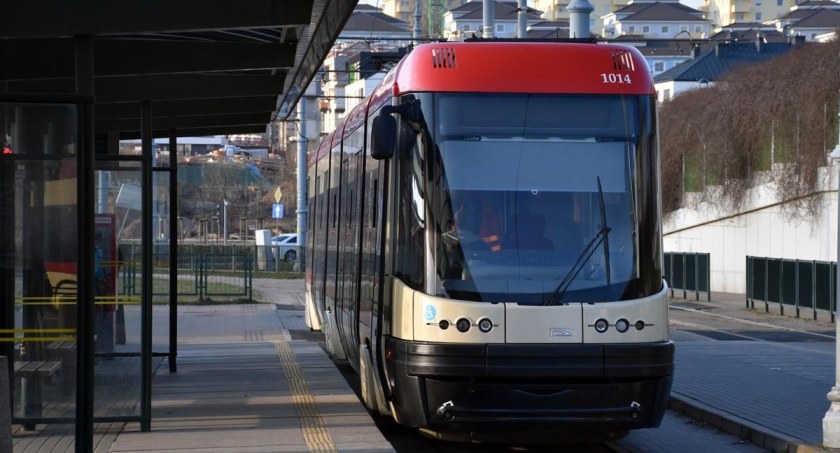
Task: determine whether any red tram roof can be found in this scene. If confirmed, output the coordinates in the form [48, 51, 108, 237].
[392, 41, 654, 96]
[309, 41, 653, 168]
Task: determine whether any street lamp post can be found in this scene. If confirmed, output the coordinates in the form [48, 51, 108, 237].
[222, 199, 229, 246]
[823, 96, 840, 448]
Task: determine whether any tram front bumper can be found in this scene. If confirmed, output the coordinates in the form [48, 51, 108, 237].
[384, 337, 674, 433]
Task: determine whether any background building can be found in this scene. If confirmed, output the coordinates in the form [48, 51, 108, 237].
[602, 0, 710, 39]
[443, 0, 544, 38]
[535, 0, 631, 34]
[702, 0, 799, 28]
[381, 0, 468, 38]
[770, 0, 840, 41]
[653, 38, 798, 102]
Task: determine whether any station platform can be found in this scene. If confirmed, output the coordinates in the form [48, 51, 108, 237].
[12, 279, 394, 453]
[668, 291, 836, 453]
[12, 281, 840, 452]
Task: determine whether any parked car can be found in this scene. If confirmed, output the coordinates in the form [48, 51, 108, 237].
[271, 233, 300, 262]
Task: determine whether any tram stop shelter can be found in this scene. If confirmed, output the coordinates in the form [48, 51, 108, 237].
[0, 1, 356, 451]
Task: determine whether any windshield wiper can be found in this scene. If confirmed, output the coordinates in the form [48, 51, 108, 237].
[544, 177, 611, 306]
[598, 176, 612, 287]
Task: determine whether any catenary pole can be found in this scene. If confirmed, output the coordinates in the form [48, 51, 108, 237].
[295, 94, 308, 272]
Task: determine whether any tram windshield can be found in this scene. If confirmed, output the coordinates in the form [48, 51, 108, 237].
[429, 93, 643, 304]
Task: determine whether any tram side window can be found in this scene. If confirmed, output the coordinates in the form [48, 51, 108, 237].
[333, 194, 337, 228]
[394, 130, 425, 289]
[372, 179, 378, 228]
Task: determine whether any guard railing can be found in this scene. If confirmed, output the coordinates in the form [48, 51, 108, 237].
[118, 244, 254, 303]
[746, 256, 836, 322]
[664, 252, 711, 301]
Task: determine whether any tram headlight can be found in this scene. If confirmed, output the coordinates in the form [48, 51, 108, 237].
[438, 320, 450, 330]
[594, 318, 609, 333]
[635, 320, 646, 331]
[456, 318, 471, 333]
[478, 318, 493, 333]
[615, 318, 629, 333]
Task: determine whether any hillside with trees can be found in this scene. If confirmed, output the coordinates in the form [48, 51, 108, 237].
[660, 38, 840, 218]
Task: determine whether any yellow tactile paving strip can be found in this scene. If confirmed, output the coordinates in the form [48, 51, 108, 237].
[274, 340, 339, 453]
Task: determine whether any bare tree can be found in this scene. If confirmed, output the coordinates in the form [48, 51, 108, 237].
[660, 38, 840, 219]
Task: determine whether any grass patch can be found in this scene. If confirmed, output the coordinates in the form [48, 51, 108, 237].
[121, 267, 303, 306]
[133, 277, 259, 305]
[252, 271, 303, 279]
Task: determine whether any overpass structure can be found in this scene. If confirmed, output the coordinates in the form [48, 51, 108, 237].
[0, 1, 358, 451]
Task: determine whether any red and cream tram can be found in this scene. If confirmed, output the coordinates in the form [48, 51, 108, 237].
[305, 41, 672, 442]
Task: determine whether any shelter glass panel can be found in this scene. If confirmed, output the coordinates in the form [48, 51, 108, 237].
[0, 102, 79, 422]
[152, 171, 171, 354]
[95, 162, 145, 417]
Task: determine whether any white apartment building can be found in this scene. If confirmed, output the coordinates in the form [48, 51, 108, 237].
[381, 0, 468, 38]
[319, 5, 411, 134]
[615, 37, 696, 76]
[770, 0, 840, 41]
[602, 0, 711, 39]
[534, 0, 631, 35]
[702, 0, 798, 28]
[444, 0, 544, 39]
[653, 40, 795, 102]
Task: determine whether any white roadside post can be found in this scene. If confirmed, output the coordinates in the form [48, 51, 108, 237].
[823, 95, 840, 448]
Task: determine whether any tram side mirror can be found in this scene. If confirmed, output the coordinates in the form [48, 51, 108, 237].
[371, 111, 397, 160]
[371, 100, 422, 160]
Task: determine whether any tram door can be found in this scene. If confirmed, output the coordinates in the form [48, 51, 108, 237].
[323, 140, 351, 360]
[337, 146, 365, 367]
[312, 166, 328, 315]
[359, 158, 383, 346]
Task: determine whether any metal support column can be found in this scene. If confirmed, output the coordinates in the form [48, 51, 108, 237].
[695, 255, 700, 301]
[296, 101, 308, 272]
[168, 131, 178, 373]
[780, 261, 785, 316]
[140, 101, 153, 432]
[795, 260, 801, 318]
[75, 34, 96, 453]
[764, 257, 769, 313]
[0, 113, 13, 419]
[482, 0, 495, 38]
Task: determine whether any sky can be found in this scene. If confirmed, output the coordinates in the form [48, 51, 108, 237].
[358, 0, 706, 13]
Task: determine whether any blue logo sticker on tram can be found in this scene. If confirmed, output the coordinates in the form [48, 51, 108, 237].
[424, 305, 437, 321]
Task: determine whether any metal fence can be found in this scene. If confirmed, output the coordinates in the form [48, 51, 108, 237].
[746, 256, 836, 322]
[664, 252, 711, 301]
[118, 244, 254, 302]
